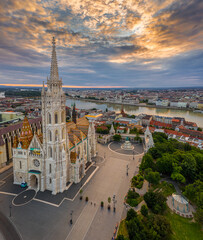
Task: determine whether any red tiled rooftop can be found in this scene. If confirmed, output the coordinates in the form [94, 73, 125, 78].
[172, 119, 180, 123]
[150, 120, 172, 128]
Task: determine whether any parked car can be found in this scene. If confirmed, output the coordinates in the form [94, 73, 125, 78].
[21, 182, 27, 188]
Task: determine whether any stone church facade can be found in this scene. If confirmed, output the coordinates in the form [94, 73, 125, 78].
[12, 38, 96, 194]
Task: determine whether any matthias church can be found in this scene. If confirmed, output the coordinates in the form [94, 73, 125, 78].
[12, 38, 96, 194]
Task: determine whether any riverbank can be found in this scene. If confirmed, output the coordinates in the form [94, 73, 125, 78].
[66, 97, 203, 128]
[67, 96, 201, 113]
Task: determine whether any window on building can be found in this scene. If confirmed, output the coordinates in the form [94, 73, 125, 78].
[50, 178, 52, 184]
[55, 113, 58, 124]
[62, 128, 65, 139]
[84, 142, 87, 155]
[49, 131, 52, 141]
[49, 147, 52, 158]
[55, 130, 58, 141]
[77, 147, 81, 158]
[19, 161, 22, 169]
[47, 113, 51, 124]
[49, 164, 52, 174]
[61, 111, 64, 122]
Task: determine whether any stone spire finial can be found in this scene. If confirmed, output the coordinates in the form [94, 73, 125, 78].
[110, 124, 115, 135]
[42, 81, 45, 95]
[50, 36, 59, 82]
[72, 103, 77, 124]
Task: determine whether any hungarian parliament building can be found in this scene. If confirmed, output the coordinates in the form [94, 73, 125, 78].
[12, 38, 97, 195]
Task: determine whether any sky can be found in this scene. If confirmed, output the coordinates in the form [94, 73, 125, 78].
[0, 0, 203, 88]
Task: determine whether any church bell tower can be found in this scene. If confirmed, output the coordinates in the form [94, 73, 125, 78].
[41, 37, 67, 194]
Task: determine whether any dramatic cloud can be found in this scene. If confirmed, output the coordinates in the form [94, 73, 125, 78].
[0, 0, 202, 87]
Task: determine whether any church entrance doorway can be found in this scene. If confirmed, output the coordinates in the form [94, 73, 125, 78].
[30, 175, 38, 190]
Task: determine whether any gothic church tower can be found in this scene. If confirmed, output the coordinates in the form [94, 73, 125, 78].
[41, 37, 67, 194]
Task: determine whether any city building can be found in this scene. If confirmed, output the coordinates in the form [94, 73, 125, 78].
[141, 115, 152, 126]
[12, 38, 96, 194]
[0, 92, 5, 98]
[156, 99, 169, 107]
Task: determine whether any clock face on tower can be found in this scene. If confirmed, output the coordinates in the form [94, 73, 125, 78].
[33, 159, 40, 167]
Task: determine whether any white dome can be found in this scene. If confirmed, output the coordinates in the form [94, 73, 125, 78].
[172, 194, 188, 204]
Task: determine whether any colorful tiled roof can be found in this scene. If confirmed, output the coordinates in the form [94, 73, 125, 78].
[0, 117, 41, 146]
[13, 135, 18, 148]
[19, 116, 33, 149]
[70, 151, 77, 163]
[69, 140, 74, 149]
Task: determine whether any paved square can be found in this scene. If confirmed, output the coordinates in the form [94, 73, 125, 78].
[0, 143, 143, 240]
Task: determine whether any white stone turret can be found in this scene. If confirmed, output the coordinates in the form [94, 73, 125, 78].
[110, 124, 115, 135]
[144, 126, 154, 152]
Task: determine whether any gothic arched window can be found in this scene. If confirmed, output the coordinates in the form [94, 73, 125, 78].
[61, 111, 65, 122]
[48, 147, 52, 158]
[55, 112, 58, 124]
[77, 147, 81, 158]
[84, 142, 87, 155]
[62, 128, 65, 139]
[55, 130, 58, 141]
[47, 113, 51, 124]
[49, 131, 52, 141]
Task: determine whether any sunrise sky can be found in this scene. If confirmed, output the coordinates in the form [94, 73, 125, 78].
[0, 0, 203, 88]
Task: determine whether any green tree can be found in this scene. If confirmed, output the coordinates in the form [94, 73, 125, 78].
[140, 154, 155, 171]
[145, 170, 160, 185]
[126, 190, 140, 207]
[194, 208, 203, 225]
[113, 134, 121, 142]
[171, 172, 186, 183]
[126, 218, 146, 240]
[192, 152, 203, 180]
[184, 143, 192, 151]
[156, 153, 174, 175]
[141, 205, 148, 217]
[148, 147, 162, 159]
[150, 215, 172, 240]
[184, 180, 203, 207]
[171, 163, 186, 183]
[126, 209, 137, 221]
[130, 127, 137, 134]
[108, 197, 111, 209]
[116, 235, 125, 240]
[144, 191, 167, 214]
[181, 153, 196, 182]
[153, 132, 168, 143]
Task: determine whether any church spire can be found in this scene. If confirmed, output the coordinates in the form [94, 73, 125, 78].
[50, 37, 59, 82]
[42, 81, 45, 95]
[72, 103, 77, 124]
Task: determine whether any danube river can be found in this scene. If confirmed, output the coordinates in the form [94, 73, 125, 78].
[66, 98, 203, 128]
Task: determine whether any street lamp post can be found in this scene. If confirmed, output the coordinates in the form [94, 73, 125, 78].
[126, 164, 129, 176]
[9, 204, 12, 217]
[113, 195, 117, 212]
[70, 210, 73, 225]
[80, 177, 83, 188]
[133, 151, 135, 160]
